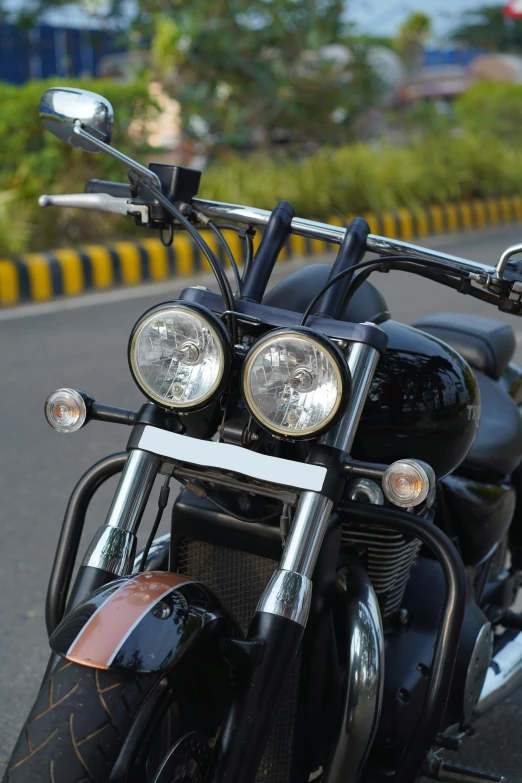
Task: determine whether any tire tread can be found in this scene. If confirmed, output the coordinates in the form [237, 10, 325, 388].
[3, 658, 157, 783]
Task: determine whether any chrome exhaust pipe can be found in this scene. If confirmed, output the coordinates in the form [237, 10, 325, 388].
[475, 630, 522, 716]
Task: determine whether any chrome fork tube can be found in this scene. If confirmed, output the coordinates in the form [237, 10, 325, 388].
[257, 341, 380, 626]
[82, 449, 161, 576]
[321, 341, 380, 454]
[104, 449, 161, 531]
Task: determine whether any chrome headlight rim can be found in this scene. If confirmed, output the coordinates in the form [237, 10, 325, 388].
[128, 300, 233, 411]
[242, 326, 351, 439]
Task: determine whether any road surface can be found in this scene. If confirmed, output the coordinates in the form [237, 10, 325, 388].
[1, 223, 522, 779]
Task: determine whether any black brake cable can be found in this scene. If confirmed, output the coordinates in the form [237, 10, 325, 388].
[300, 254, 472, 326]
[240, 228, 255, 283]
[207, 219, 243, 297]
[142, 183, 238, 342]
[139, 474, 171, 573]
[340, 260, 469, 313]
[204, 221, 255, 289]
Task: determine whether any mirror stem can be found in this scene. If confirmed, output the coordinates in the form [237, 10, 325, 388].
[72, 121, 161, 189]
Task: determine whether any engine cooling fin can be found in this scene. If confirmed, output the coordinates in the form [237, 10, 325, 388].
[341, 523, 421, 618]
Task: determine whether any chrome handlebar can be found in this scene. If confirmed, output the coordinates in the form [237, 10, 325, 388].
[192, 197, 498, 279]
[39, 191, 514, 283]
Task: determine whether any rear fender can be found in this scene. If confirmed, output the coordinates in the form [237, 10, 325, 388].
[50, 571, 242, 672]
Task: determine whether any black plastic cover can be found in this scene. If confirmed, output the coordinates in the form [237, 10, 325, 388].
[148, 163, 201, 202]
[443, 474, 516, 565]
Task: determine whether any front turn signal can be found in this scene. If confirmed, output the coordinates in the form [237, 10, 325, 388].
[44, 388, 91, 433]
[382, 459, 434, 508]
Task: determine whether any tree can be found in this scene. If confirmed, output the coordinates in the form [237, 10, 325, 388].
[451, 5, 522, 52]
[396, 11, 431, 71]
[143, 0, 381, 151]
[13, 0, 381, 151]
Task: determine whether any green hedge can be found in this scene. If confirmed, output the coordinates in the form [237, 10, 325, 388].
[1, 79, 522, 255]
[455, 81, 522, 145]
[200, 132, 521, 219]
[0, 79, 155, 254]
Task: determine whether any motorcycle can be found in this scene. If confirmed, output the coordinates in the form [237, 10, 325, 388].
[5, 86, 522, 783]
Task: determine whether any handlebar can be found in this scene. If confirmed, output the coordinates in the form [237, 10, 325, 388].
[40, 181, 517, 297]
[44, 181, 499, 279]
[85, 179, 132, 199]
[191, 198, 498, 280]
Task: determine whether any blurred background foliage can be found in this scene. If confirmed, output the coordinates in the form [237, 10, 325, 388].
[1, 79, 522, 253]
[1, 3, 522, 254]
[0, 78, 153, 252]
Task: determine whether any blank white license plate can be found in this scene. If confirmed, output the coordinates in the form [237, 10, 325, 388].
[138, 426, 327, 493]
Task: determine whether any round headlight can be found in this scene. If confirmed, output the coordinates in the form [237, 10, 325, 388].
[129, 302, 232, 410]
[242, 328, 350, 438]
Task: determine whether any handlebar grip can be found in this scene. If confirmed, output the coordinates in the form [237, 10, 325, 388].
[85, 179, 132, 198]
[242, 200, 296, 302]
[315, 217, 370, 319]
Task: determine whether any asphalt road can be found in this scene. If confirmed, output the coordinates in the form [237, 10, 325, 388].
[2, 223, 522, 779]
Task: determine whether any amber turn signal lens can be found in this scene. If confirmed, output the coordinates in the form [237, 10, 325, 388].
[382, 459, 431, 508]
[45, 388, 87, 433]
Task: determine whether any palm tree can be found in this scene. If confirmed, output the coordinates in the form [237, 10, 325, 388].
[396, 11, 431, 71]
[451, 5, 522, 53]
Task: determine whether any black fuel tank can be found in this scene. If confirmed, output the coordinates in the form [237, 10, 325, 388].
[353, 321, 480, 479]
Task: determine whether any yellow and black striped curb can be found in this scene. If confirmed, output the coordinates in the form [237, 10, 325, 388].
[1, 195, 521, 307]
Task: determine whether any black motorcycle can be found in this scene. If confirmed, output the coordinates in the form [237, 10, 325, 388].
[5, 86, 522, 783]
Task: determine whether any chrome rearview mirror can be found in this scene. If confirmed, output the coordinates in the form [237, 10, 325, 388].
[39, 87, 114, 153]
[39, 86, 161, 187]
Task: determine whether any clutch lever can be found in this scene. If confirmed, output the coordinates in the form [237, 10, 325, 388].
[38, 193, 149, 224]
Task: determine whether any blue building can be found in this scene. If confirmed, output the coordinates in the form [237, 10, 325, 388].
[0, 21, 121, 83]
[423, 44, 483, 68]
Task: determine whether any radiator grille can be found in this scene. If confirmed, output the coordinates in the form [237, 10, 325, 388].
[341, 524, 421, 618]
[177, 539, 300, 783]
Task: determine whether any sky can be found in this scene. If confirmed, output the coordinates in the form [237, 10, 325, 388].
[0, 0, 505, 36]
[346, 0, 502, 37]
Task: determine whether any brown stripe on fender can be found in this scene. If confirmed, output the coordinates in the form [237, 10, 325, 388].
[66, 572, 193, 670]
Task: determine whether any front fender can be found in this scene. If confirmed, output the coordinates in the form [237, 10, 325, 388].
[50, 571, 242, 672]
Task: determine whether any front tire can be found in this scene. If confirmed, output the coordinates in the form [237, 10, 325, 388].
[3, 655, 226, 783]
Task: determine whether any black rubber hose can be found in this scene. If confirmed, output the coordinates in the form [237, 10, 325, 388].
[242, 200, 295, 302]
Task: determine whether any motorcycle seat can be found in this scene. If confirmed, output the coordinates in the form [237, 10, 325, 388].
[464, 371, 522, 476]
[411, 313, 516, 381]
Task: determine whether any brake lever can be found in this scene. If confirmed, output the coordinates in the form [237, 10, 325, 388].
[38, 193, 149, 224]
